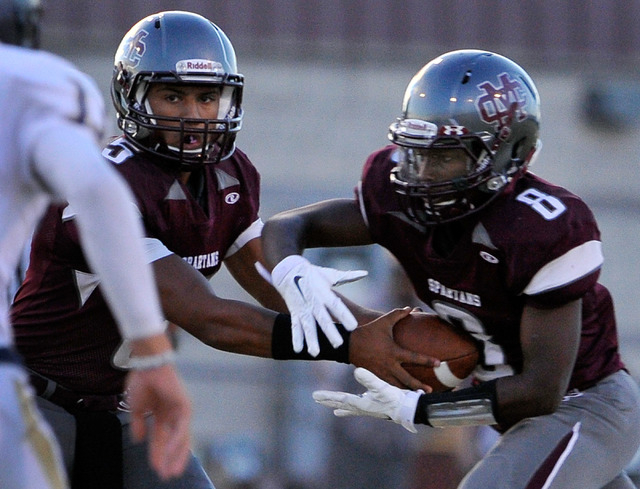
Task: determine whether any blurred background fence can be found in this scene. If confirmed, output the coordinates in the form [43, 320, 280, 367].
[44, 0, 640, 67]
[40, 2, 640, 488]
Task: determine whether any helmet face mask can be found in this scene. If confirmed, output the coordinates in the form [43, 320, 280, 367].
[111, 11, 244, 170]
[389, 50, 541, 226]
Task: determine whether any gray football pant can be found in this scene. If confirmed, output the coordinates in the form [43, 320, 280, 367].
[35, 396, 215, 489]
[459, 370, 640, 489]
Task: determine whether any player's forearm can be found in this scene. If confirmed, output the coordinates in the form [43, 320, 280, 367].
[154, 251, 353, 362]
[489, 373, 564, 430]
[129, 334, 174, 356]
[414, 375, 563, 431]
[185, 300, 278, 358]
[127, 333, 177, 369]
[175, 299, 351, 363]
[337, 293, 383, 324]
[261, 211, 308, 268]
[262, 199, 373, 268]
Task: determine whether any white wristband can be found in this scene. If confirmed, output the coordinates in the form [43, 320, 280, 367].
[128, 350, 176, 371]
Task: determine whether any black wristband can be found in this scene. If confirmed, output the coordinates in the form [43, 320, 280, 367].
[414, 379, 500, 426]
[271, 313, 350, 363]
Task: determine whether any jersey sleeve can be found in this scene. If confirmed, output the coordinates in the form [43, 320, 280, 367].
[143, 237, 174, 263]
[224, 218, 263, 258]
[355, 146, 400, 240]
[499, 179, 603, 307]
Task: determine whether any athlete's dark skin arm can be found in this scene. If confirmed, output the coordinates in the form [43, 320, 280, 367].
[261, 197, 583, 426]
[493, 298, 581, 429]
[155, 252, 276, 358]
[152, 248, 435, 390]
[262, 199, 374, 260]
[224, 236, 288, 313]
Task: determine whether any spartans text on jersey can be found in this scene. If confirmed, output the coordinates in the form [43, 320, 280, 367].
[428, 278, 482, 307]
[183, 251, 219, 269]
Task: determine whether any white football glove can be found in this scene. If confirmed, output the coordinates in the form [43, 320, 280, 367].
[312, 367, 423, 433]
[260, 255, 367, 357]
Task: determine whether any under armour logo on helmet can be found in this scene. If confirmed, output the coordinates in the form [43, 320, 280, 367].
[439, 125, 469, 136]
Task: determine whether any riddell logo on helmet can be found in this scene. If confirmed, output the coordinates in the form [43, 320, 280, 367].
[176, 59, 223, 73]
[398, 119, 437, 138]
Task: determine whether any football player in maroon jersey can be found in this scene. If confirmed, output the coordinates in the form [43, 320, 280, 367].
[10, 10, 433, 489]
[262, 50, 640, 488]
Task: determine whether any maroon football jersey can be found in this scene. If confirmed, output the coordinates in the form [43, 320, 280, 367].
[357, 145, 623, 391]
[12, 137, 261, 394]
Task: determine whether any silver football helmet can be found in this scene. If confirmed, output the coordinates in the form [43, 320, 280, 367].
[389, 49, 541, 225]
[111, 10, 243, 169]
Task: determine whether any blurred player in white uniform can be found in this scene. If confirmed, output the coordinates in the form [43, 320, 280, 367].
[0, 1, 192, 487]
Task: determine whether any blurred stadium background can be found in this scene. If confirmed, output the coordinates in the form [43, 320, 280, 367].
[41, 1, 640, 488]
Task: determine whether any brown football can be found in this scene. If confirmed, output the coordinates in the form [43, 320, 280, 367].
[393, 312, 479, 392]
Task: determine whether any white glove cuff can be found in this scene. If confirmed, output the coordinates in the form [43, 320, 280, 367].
[271, 255, 308, 285]
[397, 389, 423, 433]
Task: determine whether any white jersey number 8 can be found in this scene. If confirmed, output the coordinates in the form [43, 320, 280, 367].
[515, 188, 566, 220]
